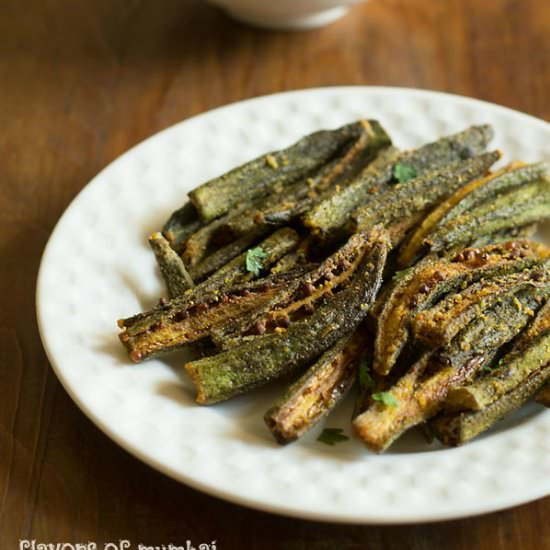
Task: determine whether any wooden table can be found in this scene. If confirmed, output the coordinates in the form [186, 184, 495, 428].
[2, 0, 550, 547]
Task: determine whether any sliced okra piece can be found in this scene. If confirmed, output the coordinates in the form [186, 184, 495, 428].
[189, 120, 389, 222]
[397, 161, 544, 267]
[303, 125, 494, 237]
[118, 269, 301, 362]
[162, 201, 202, 253]
[264, 327, 367, 444]
[184, 229, 390, 404]
[211, 230, 378, 349]
[224, 121, 391, 236]
[412, 262, 550, 347]
[354, 287, 542, 452]
[446, 299, 550, 411]
[148, 232, 195, 297]
[352, 151, 501, 231]
[427, 178, 550, 253]
[432, 362, 550, 446]
[374, 240, 548, 375]
[188, 226, 269, 282]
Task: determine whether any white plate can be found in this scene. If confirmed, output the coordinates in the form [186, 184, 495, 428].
[37, 87, 550, 524]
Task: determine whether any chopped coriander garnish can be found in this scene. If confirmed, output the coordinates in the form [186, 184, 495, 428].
[245, 246, 268, 276]
[372, 391, 399, 408]
[358, 355, 374, 390]
[317, 428, 349, 446]
[393, 163, 417, 183]
[393, 266, 414, 282]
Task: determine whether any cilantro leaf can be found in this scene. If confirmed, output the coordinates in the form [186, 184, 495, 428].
[317, 428, 349, 446]
[372, 391, 399, 408]
[358, 356, 374, 390]
[245, 246, 268, 276]
[393, 163, 417, 183]
[392, 266, 414, 282]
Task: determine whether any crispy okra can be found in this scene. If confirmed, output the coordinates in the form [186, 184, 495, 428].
[352, 151, 501, 232]
[303, 125, 494, 237]
[432, 362, 550, 446]
[374, 240, 549, 375]
[148, 232, 195, 297]
[264, 328, 367, 444]
[184, 230, 390, 404]
[398, 162, 547, 267]
[189, 121, 390, 222]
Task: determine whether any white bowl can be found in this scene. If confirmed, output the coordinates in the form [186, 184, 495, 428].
[207, 0, 365, 30]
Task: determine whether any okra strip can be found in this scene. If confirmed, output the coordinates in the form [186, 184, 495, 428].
[162, 201, 202, 253]
[438, 287, 548, 368]
[148, 232, 195, 297]
[412, 263, 550, 347]
[224, 122, 390, 237]
[182, 215, 229, 267]
[118, 273, 298, 362]
[210, 230, 376, 349]
[354, 351, 495, 452]
[427, 179, 550, 253]
[432, 362, 550, 446]
[446, 300, 550, 411]
[189, 121, 388, 222]
[264, 328, 366, 444]
[188, 226, 269, 282]
[303, 125, 494, 237]
[184, 230, 390, 404]
[398, 161, 544, 267]
[537, 384, 550, 407]
[354, 288, 540, 451]
[374, 240, 548, 375]
[352, 151, 501, 231]
[193, 227, 301, 293]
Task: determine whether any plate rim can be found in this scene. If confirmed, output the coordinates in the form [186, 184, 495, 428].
[36, 85, 550, 524]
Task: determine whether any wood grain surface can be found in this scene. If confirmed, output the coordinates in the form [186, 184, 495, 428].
[1, 0, 550, 548]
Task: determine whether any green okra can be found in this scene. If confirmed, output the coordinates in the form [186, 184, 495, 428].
[188, 226, 270, 282]
[162, 201, 202, 253]
[439, 288, 548, 368]
[446, 300, 550, 411]
[182, 215, 229, 267]
[398, 162, 547, 267]
[118, 270, 302, 362]
[148, 232, 195, 297]
[427, 178, 550, 253]
[537, 384, 550, 407]
[435, 162, 548, 226]
[352, 151, 501, 231]
[432, 362, 550, 446]
[354, 287, 542, 452]
[223, 122, 390, 237]
[184, 229, 390, 404]
[412, 262, 550, 347]
[210, 230, 378, 349]
[303, 125, 494, 237]
[353, 350, 493, 452]
[447, 331, 550, 412]
[264, 328, 366, 444]
[193, 227, 301, 293]
[189, 121, 390, 222]
[374, 240, 549, 375]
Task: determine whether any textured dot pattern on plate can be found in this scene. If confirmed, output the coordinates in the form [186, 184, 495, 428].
[37, 87, 550, 524]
